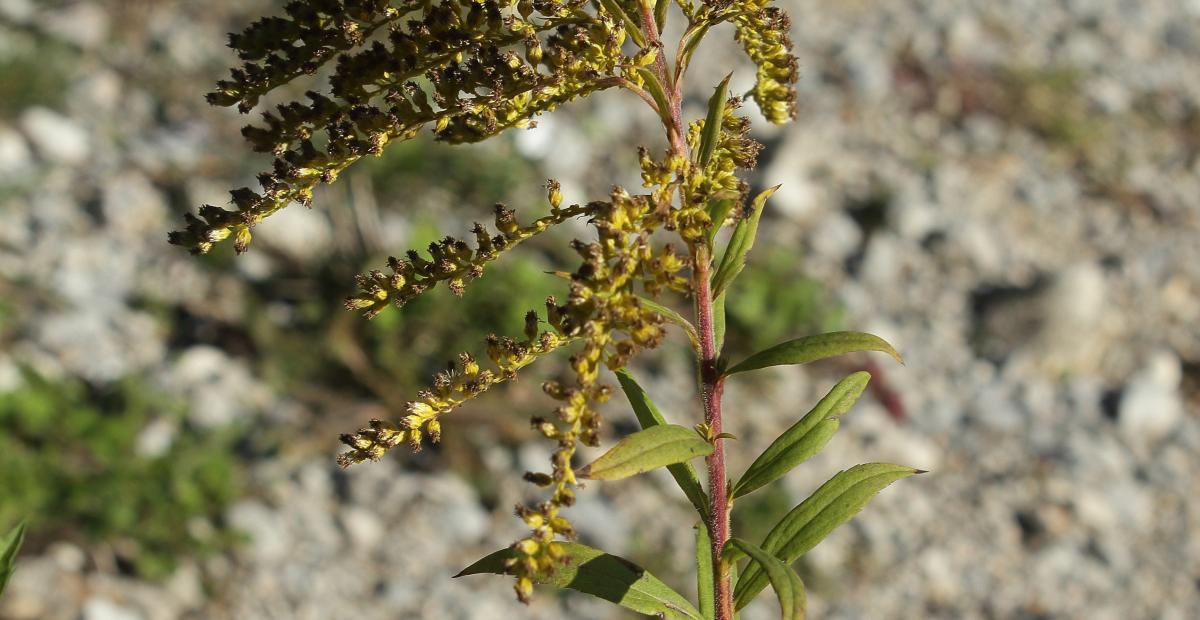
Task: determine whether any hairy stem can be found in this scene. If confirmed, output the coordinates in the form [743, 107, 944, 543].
[693, 244, 732, 620]
[635, 2, 733, 617]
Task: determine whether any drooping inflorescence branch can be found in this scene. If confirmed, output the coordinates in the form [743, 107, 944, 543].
[171, 0, 637, 255]
[345, 181, 593, 319]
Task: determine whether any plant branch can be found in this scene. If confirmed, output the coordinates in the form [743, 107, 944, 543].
[636, 3, 732, 618]
[638, 0, 687, 156]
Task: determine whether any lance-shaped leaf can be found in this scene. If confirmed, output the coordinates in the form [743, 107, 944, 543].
[697, 74, 733, 167]
[638, 297, 699, 352]
[456, 542, 703, 620]
[731, 372, 871, 500]
[724, 332, 902, 377]
[724, 538, 806, 620]
[734, 464, 920, 610]
[577, 424, 713, 481]
[711, 186, 778, 299]
[0, 521, 26, 597]
[635, 66, 673, 122]
[705, 197, 737, 245]
[696, 523, 715, 620]
[616, 370, 708, 515]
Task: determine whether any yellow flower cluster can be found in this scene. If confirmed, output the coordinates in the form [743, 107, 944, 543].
[337, 172, 690, 601]
[506, 183, 689, 602]
[337, 314, 570, 467]
[345, 182, 592, 319]
[637, 98, 762, 242]
[170, 0, 633, 255]
[728, 0, 799, 123]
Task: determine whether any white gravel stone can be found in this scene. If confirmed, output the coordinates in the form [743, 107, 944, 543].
[1118, 350, 1184, 444]
[19, 107, 90, 166]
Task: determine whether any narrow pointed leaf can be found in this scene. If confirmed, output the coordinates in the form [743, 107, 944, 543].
[711, 186, 778, 299]
[734, 464, 920, 610]
[639, 297, 699, 352]
[577, 424, 713, 481]
[654, 0, 669, 31]
[705, 197, 737, 245]
[635, 67, 672, 121]
[677, 24, 712, 82]
[0, 521, 26, 597]
[698, 74, 733, 167]
[616, 370, 708, 516]
[724, 332, 902, 377]
[696, 523, 715, 620]
[730, 562, 741, 620]
[456, 542, 703, 620]
[725, 538, 806, 620]
[713, 292, 726, 355]
[731, 372, 871, 500]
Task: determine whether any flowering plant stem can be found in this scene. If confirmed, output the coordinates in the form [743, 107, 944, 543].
[181, 0, 923, 616]
[635, 2, 732, 614]
[694, 242, 733, 620]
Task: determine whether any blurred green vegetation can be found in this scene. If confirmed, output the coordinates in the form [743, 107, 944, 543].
[0, 32, 74, 119]
[0, 371, 243, 579]
[723, 248, 844, 359]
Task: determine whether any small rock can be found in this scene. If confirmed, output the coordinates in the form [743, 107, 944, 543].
[341, 507, 386, 551]
[102, 172, 167, 235]
[47, 542, 87, 572]
[19, 107, 90, 165]
[228, 500, 290, 563]
[1118, 350, 1184, 443]
[82, 598, 142, 620]
[39, 2, 109, 49]
[256, 205, 333, 262]
[0, 125, 33, 180]
[809, 210, 862, 262]
[135, 417, 176, 458]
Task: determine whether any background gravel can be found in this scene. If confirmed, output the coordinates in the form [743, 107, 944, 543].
[1, 0, 1198, 618]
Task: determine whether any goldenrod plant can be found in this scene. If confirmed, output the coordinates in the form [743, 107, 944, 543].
[172, 1, 921, 617]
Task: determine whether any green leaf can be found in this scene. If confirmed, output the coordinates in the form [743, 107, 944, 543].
[635, 67, 672, 121]
[638, 296, 699, 352]
[713, 292, 726, 355]
[697, 74, 732, 168]
[724, 331, 902, 377]
[730, 372, 871, 500]
[695, 523, 715, 620]
[599, 0, 648, 48]
[724, 538, 806, 620]
[616, 370, 709, 516]
[710, 186, 778, 299]
[705, 197, 737, 245]
[456, 542, 703, 620]
[577, 424, 713, 481]
[654, 0, 669, 31]
[733, 464, 920, 610]
[730, 562, 741, 620]
[0, 521, 27, 597]
[677, 24, 711, 82]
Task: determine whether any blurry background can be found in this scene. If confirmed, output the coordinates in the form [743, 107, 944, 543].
[1, 0, 1198, 618]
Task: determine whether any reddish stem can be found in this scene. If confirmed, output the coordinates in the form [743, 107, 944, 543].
[637, 4, 732, 617]
[693, 245, 732, 620]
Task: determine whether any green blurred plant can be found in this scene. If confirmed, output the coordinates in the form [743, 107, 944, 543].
[723, 250, 843, 359]
[0, 521, 25, 598]
[174, 1, 922, 617]
[0, 372, 242, 579]
[0, 32, 73, 118]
